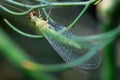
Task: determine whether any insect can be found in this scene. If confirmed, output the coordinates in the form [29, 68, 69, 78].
[29, 11, 101, 70]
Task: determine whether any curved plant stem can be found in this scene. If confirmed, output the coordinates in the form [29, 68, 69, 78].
[83, 26, 120, 41]
[6, 0, 89, 8]
[4, 0, 100, 8]
[67, 0, 101, 29]
[4, 18, 43, 38]
[0, 5, 32, 15]
[67, 3, 92, 29]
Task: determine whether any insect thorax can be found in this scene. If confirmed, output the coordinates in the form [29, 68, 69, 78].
[31, 16, 49, 30]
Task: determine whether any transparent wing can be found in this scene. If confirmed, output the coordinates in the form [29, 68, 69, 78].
[44, 22, 101, 70]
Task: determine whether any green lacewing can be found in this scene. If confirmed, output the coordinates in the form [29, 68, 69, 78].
[29, 11, 101, 70]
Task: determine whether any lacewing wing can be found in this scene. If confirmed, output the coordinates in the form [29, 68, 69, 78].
[43, 21, 101, 70]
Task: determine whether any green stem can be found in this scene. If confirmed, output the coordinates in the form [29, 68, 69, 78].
[0, 5, 32, 15]
[83, 26, 120, 41]
[34, 0, 48, 3]
[6, 0, 98, 8]
[49, 1, 89, 6]
[100, 0, 120, 80]
[4, 18, 43, 38]
[67, 3, 92, 29]
[101, 24, 116, 80]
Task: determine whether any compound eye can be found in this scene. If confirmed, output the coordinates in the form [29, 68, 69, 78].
[29, 11, 36, 18]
